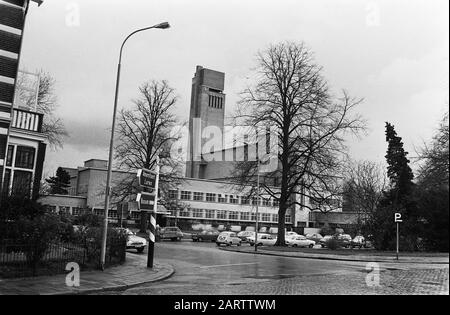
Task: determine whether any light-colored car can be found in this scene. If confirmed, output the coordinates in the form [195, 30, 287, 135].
[286, 235, 316, 248]
[124, 229, 147, 253]
[305, 233, 323, 244]
[160, 226, 184, 241]
[286, 231, 299, 238]
[237, 231, 255, 242]
[247, 233, 277, 246]
[216, 232, 242, 246]
[351, 235, 366, 248]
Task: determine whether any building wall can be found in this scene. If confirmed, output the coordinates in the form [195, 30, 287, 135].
[309, 211, 359, 226]
[0, 1, 46, 201]
[38, 194, 87, 214]
[0, 0, 27, 195]
[186, 66, 226, 178]
[72, 165, 134, 209]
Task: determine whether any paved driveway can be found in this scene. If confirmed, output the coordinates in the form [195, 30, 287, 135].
[109, 242, 449, 295]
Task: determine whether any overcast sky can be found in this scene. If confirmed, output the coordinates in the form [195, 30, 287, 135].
[18, 0, 449, 176]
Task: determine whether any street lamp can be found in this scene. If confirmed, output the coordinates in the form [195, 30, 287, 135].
[100, 22, 170, 270]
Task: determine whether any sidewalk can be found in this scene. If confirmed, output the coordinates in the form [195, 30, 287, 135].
[0, 253, 174, 295]
[220, 246, 450, 264]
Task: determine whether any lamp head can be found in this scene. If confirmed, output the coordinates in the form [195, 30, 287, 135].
[154, 22, 170, 29]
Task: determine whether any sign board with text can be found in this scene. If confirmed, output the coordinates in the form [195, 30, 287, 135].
[136, 192, 156, 211]
[137, 168, 157, 194]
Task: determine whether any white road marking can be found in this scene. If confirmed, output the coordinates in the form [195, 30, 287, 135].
[199, 262, 258, 269]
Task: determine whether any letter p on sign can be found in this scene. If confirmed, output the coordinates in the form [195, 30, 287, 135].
[394, 213, 403, 223]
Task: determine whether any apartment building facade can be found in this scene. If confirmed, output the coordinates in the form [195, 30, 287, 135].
[0, 0, 47, 200]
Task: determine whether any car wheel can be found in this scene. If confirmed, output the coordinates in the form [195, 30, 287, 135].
[258, 243, 263, 247]
[237, 242, 241, 246]
[136, 247, 145, 253]
[216, 243, 220, 246]
[198, 237, 203, 242]
[227, 242, 231, 246]
[309, 244, 314, 248]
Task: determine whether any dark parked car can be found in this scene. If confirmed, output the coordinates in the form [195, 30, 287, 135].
[336, 234, 352, 248]
[319, 234, 352, 248]
[192, 230, 219, 242]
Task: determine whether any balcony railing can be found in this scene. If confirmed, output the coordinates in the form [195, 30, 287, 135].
[11, 108, 43, 133]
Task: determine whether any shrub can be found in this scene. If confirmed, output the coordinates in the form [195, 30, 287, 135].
[320, 226, 335, 237]
[326, 237, 340, 250]
[13, 213, 65, 272]
[76, 227, 127, 268]
[73, 212, 102, 228]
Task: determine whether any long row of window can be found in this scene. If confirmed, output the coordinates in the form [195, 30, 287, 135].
[169, 208, 291, 223]
[171, 190, 280, 207]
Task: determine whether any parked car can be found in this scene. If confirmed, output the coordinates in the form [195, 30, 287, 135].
[319, 235, 333, 247]
[160, 226, 184, 241]
[216, 232, 242, 246]
[337, 234, 352, 248]
[319, 234, 352, 248]
[247, 233, 277, 246]
[286, 235, 316, 248]
[237, 231, 255, 242]
[351, 235, 366, 248]
[192, 230, 219, 242]
[305, 233, 323, 244]
[124, 229, 147, 253]
[286, 231, 299, 238]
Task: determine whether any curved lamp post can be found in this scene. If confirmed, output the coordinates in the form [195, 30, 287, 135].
[100, 22, 170, 270]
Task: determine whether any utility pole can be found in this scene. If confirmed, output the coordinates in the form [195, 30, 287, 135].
[99, 22, 170, 270]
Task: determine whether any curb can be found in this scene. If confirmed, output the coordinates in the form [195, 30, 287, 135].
[219, 247, 450, 264]
[49, 263, 175, 295]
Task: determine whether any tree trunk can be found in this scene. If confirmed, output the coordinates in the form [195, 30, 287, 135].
[276, 207, 286, 246]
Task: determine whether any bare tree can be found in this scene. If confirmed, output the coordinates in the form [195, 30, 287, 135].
[15, 70, 68, 149]
[113, 80, 185, 232]
[416, 112, 449, 188]
[233, 42, 365, 245]
[342, 160, 387, 229]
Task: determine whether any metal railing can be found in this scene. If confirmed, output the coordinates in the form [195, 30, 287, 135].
[11, 108, 43, 133]
[0, 239, 126, 278]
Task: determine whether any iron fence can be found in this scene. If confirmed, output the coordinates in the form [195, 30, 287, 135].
[0, 239, 126, 279]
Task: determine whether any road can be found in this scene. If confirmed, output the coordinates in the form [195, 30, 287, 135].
[110, 241, 448, 295]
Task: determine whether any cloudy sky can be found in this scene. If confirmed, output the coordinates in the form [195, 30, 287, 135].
[18, 0, 449, 176]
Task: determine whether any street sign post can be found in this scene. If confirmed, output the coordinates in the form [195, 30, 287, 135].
[394, 213, 403, 260]
[136, 192, 156, 211]
[137, 169, 157, 193]
[136, 163, 159, 269]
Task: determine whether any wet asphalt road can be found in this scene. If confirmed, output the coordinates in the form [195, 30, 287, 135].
[108, 241, 448, 295]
